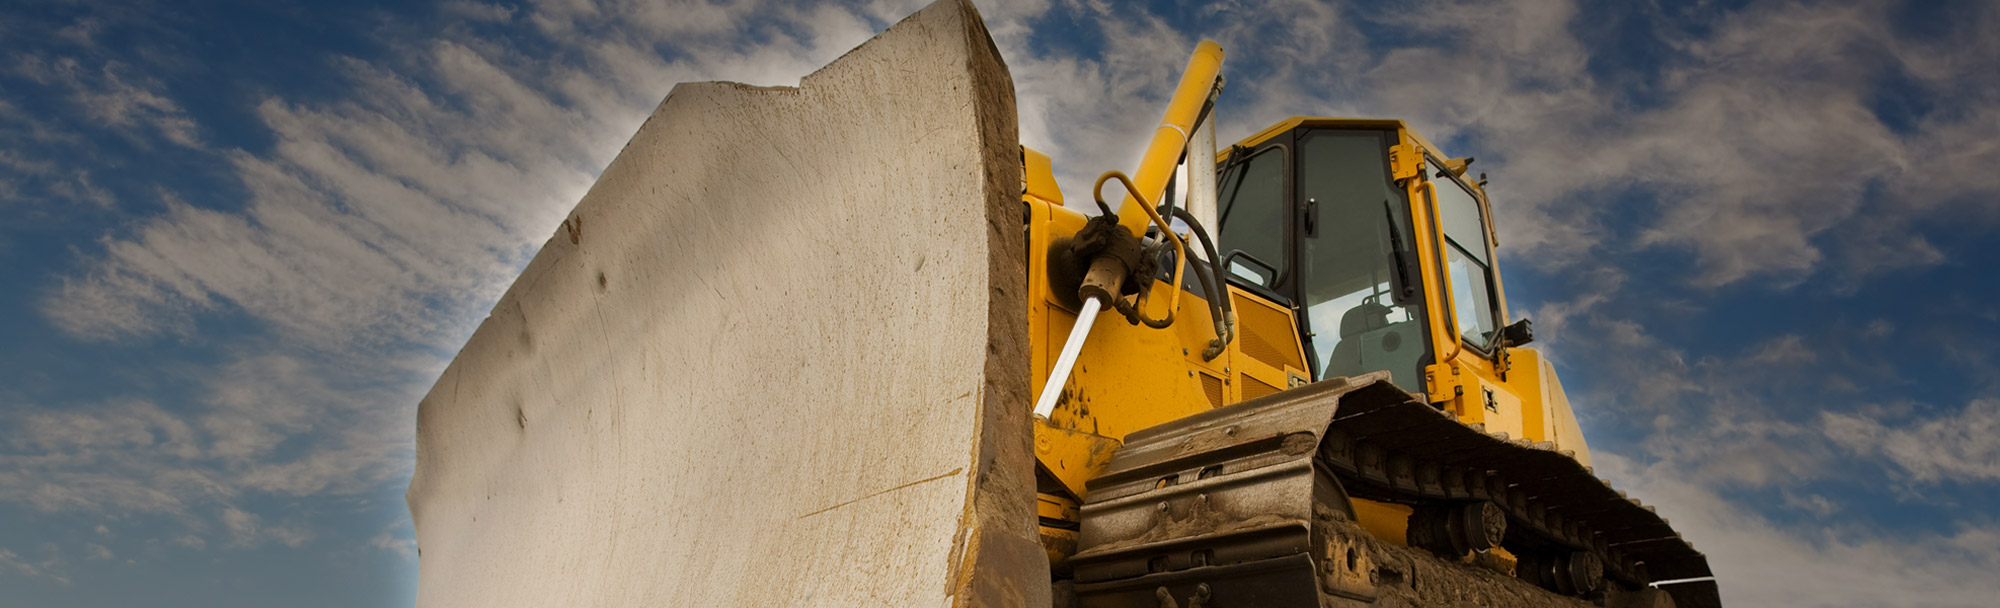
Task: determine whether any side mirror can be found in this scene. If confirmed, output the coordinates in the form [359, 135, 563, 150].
[1500, 318, 1534, 347]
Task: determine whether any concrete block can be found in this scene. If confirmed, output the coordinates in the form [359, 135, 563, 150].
[404, 1, 1040, 606]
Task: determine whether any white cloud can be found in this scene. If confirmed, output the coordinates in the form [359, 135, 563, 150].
[1522, 267, 2000, 603]
[0, 546, 69, 585]
[41, 0, 932, 348]
[441, 1, 517, 22]
[19, 0, 938, 561]
[1600, 452, 2000, 607]
[82, 543, 112, 561]
[948, 0, 2000, 289]
[12, 0, 1998, 598]
[1743, 334, 1816, 366]
[0, 349, 430, 560]
[1824, 399, 2000, 483]
[11, 55, 201, 149]
[1187, 0, 1997, 287]
[369, 533, 417, 560]
[220, 506, 314, 549]
[1863, 319, 1895, 339]
[0, 399, 218, 514]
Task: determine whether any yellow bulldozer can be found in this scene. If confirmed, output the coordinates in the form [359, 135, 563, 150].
[406, 2, 1715, 606]
[1019, 41, 1716, 608]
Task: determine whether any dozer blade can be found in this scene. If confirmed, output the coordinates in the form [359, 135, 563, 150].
[404, 2, 1047, 607]
[1070, 372, 1719, 607]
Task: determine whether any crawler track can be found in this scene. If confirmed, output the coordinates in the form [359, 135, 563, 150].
[1069, 373, 1720, 608]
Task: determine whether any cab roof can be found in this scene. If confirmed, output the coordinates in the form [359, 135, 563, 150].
[1220, 116, 1474, 197]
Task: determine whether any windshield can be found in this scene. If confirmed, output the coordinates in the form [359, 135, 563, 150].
[1295, 130, 1427, 393]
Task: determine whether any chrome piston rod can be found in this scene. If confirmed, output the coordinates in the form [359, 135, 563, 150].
[1032, 295, 1104, 418]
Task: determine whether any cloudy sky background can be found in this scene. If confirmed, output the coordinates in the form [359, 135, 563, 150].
[2, 0, 1997, 606]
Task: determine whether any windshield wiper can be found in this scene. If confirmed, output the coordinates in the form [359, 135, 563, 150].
[1383, 201, 1416, 306]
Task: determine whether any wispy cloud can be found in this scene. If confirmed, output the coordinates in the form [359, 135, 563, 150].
[81, 543, 113, 561]
[11, 55, 201, 149]
[7, 0, 1996, 604]
[15, 0, 959, 564]
[1241, 0, 1995, 288]
[0, 546, 70, 586]
[1825, 398, 2000, 483]
[1601, 452, 2000, 608]
[369, 533, 416, 560]
[972, 0, 2000, 288]
[40, 0, 933, 347]
[0, 350, 427, 552]
[220, 506, 313, 548]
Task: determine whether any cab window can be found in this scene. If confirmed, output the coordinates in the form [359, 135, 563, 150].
[1216, 147, 1287, 286]
[1430, 167, 1500, 350]
[1295, 130, 1427, 393]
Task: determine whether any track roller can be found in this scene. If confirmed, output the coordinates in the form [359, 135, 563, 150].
[1408, 501, 1507, 558]
[1518, 550, 1605, 596]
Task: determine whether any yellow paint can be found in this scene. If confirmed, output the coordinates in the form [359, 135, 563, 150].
[1033, 424, 1121, 499]
[1487, 546, 1519, 575]
[1037, 493, 1081, 569]
[1021, 48, 1601, 564]
[1111, 41, 1223, 236]
[1026, 200, 1305, 443]
[1022, 146, 1063, 206]
[1390, 128, 1591, 457]
[1351, 498, 1412, 546]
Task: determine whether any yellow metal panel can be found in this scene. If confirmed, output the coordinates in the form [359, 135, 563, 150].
[1037, 493, 1081, 570]
[1022, 146, 1063, 205]
[1242, 376, 1281, 401]
[1352, 498, 1412, 547]
[1539, 356, 1593, 467]
[1033, 423, 1122, 498]
[1402, 144, 1459, 406]
[1050, 278, 1221, 439]
[1455, 376, 1525, 440]
[1024, 195, 1315, 509]
[1232, 288, 1307, 372]
[1502, 346, 1554, 444]
[1027, 200, 1229, 441]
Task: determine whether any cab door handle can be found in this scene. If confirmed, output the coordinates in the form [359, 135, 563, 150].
[1304, 197, 1319, 237]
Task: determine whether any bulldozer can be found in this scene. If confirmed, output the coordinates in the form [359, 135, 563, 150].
[405, 2, 1716, 606]
[1018, 40, 1717, 608]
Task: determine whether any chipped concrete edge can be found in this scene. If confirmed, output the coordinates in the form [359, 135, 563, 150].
[935, 0, 1047, 607]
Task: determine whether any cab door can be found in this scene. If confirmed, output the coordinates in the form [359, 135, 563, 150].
[1288, 128, 1432, 394]
[1215, 135, 1294, 296]
[1416, 156, 1524, 435]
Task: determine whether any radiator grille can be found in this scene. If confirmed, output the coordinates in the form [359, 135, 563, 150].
[1232, 292, 1304, 371]
[1243, 376, 1281, 401]
[1241, 332, 1289, 370]
[1200, 373, 1225, 408]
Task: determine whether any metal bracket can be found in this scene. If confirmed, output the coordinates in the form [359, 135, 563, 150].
[1388, 141, 1421, 182]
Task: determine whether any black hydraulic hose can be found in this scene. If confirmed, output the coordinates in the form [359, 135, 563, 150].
[1167, 206, 1235, 360]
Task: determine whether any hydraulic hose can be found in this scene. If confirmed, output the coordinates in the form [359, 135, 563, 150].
[1167, 206, 1235, 360]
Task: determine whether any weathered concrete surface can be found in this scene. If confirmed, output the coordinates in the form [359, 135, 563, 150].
[405, 1, 1042, 606]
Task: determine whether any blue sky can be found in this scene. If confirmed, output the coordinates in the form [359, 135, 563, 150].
[2, 0, 1997, 606]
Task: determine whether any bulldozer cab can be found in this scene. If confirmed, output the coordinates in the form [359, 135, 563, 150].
[1215, 119, 1504, 400]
